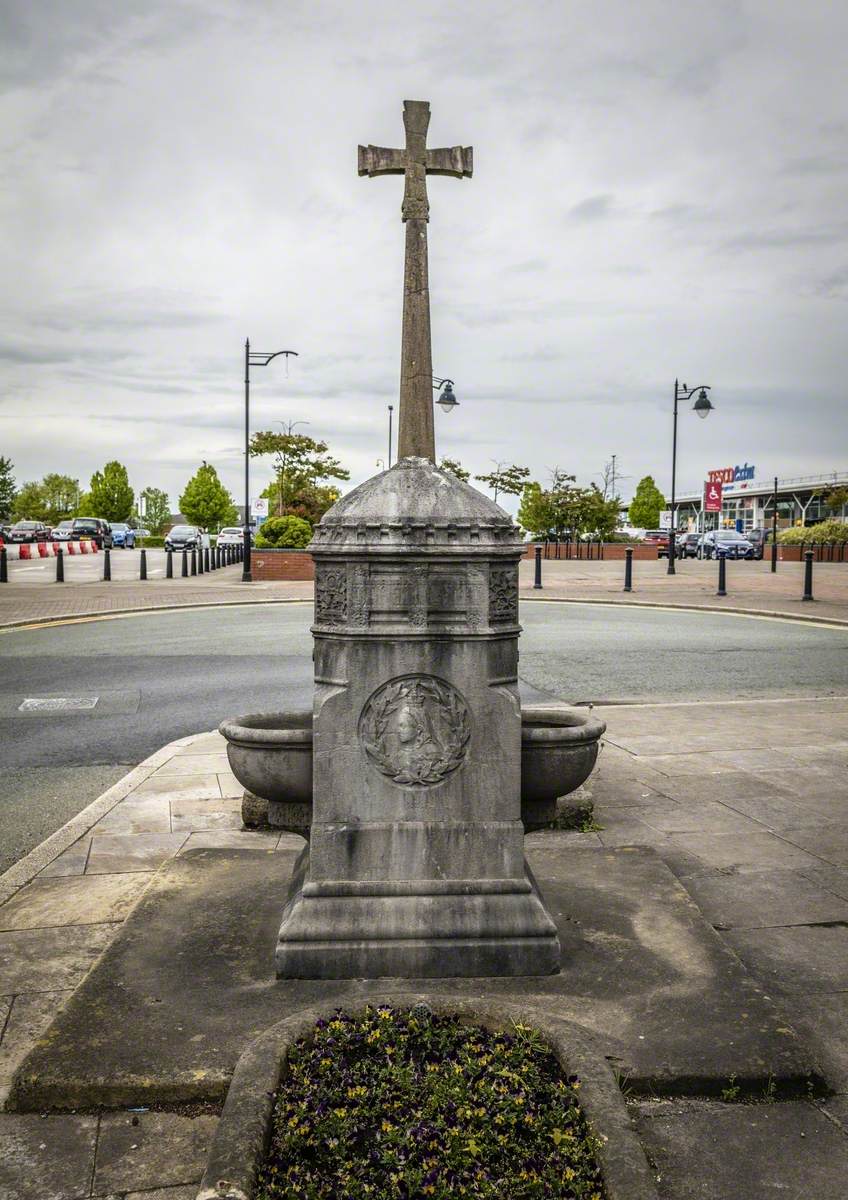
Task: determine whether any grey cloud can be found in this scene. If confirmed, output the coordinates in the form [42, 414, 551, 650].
[569, 194, 615, 222]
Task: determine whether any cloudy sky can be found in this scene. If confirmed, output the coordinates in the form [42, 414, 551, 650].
[1, 0, 846, 515]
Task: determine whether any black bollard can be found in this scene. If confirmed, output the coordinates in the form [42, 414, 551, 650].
[103, 547, 111, 582]
[139, 548, 147, 580]
[771, 539, 778, 573]
[204, 547, 210, 572]
[181, 548, 188, 578]
[197, 545, 204, 575]
[190, 548, 197, 576]
[166, 549, 173, 579]
[623, 546, 633, 592]
[56, 547, 64, 583]
[533, 545, 542, 589]
[209, 546, 215, 571]
[802, 549, 814, 601]
[0, 546, 7, 583]
[716, 550, 727, 597]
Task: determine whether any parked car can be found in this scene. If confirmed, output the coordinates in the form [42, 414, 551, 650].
[699, 530, 755, 560]
[643, 529, 671, 557]
[7, 520, 50, 543]
[133, 527, 152, 539]
[216, 527, 244, 546]
[164, 524, 202, 551]
[678, 531, 702, 559]
[110, 523, 136, 549]
[745, 528, 773, 560]
[70, 517, 113, 549]
[51, 520, 75, 541]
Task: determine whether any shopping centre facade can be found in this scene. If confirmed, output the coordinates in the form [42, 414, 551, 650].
[675, 465, 848, 533]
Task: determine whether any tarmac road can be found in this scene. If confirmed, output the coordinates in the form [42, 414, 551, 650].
[1, 600, 846, 871]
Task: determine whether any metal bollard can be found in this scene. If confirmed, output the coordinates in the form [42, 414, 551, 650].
[533, 545, 542, 589]
[181, 548, 188, 578]
[56, 547, 64, 583]
[103, 548, 111, 582]
[209, 546, 216, 571]
[204, 547, 210, 572]
[166, 549, 173, 579]
[190, 548, 197, 576]
[197, 545, 204, 575]
[802, 549, 814, 601]
[139, 548, 147, 580]
[0, 547, 6, 583]
[623, 546, 633, 592]
[771, 539, 778, 573]
[716, 550, 727, 597]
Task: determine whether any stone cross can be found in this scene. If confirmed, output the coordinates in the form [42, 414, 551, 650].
[359, 100, 472, 462]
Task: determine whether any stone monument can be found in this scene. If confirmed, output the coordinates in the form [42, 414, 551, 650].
[275, 101, 560, 978]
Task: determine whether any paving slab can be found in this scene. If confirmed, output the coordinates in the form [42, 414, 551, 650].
[0, 922, 116, 993]
[677, 866, 848, 930]
[0, 1112, 98, 1200]
[9, 845, 819, 1111]
[724, 924, 848, 993]
[85, 832, 187, 874]
[0, 990, 74, 1085]
[0, 873, 152, 930]
[634, 1098, 848, 1200]
[783, 994, 848, 1093]
[94, 1111, 219, 1194]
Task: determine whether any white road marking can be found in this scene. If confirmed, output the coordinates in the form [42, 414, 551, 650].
[19, 697, 100, 711]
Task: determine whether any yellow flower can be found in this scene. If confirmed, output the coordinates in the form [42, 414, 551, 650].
[333, 1107, 347, 1118]
[382, 1120, 394, 1133]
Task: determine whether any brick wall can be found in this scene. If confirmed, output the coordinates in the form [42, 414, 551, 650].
[250, 549, 315, 580]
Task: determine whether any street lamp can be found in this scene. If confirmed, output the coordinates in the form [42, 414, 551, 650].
[668, 379, 713, 575]
[433, 377, 458, 413]
[387, 404, 394, 467]
[243, 339, 298, 583]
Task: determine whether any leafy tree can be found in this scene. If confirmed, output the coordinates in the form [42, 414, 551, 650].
[136, 487, 171, 535]
[628, 475, 666, 530]
[823, 486, 848, 517]
[438, 457, 470, 481]
[88, 461, 134, 522]
[0, 457, 15, 522]
[11, 481, 49, 522]
[518, 471, 620, 540]
[474, 463, 530, 503]
[41, 474, 81, 523]
[517, 482, 557, 539]
[579, 484, 621, 539]
[254, 514, 313, 548]
[179, 463, 238, 529]
[249, 431, 349, 517]
[260, 480, 340, 526]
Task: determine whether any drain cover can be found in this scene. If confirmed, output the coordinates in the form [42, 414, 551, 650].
[18, 697, 99, 712]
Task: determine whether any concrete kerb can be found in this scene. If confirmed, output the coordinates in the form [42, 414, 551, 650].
[0, 729, 213, 906]
[0, 596, 310, 633]
[520, 594, 848, 629]
[197, 996, 658, 1200]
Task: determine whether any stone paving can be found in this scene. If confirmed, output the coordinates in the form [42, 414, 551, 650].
[0, 697, 847, 1196]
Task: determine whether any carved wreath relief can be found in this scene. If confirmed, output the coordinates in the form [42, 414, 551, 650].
[359, 674, 471, 786]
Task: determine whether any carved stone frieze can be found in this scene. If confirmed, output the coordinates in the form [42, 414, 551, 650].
[314, 565, 347, 625]
[359, 674, 470, 786]
[489, 565, 518, 623]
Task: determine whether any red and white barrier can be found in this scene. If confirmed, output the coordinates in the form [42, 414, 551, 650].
[0, 539, 98, 560]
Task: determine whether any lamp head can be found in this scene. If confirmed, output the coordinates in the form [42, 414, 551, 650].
[436, 381, 458, 413]
[693, 388, 714, 419]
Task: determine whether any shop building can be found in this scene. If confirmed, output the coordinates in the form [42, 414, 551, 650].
[675, 466, 848, 532]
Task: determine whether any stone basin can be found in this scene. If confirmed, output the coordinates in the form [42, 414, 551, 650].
[220, 702, 605, 835]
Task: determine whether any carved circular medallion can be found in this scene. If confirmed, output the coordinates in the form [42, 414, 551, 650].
[359, 674, 471, 786]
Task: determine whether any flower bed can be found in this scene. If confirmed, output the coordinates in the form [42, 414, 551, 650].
[256, 1005, 605, 1199]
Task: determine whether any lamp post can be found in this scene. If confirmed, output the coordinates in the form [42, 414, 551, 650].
[432, 377, 458, 413]
[668, 379, 714, 575]
[771, 475, 779, 572]
[387, 405, 394, 467]
[243, 339, 298, 582]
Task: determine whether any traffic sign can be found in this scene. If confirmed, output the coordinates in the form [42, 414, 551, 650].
[704, 481, 723, 512]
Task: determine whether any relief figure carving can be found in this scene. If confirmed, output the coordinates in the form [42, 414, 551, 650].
[359, 674, 470, 786]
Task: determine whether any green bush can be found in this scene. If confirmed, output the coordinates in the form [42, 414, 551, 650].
[778, 520, 848, 545]
[133, 535, 164, 548]
[254, 515, 312, 549]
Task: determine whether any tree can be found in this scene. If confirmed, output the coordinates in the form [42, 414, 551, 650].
[136, 487, 171, 535]
[179, 463, 238, 529]
[628, 476, 666, 530]
[0, 457, 15, 522]
[11, 481, 49, 523]
[254, 515, 313, 548]
[474, 463, 530, 503]
[41, 474, 81, 523]
[88, 461, 134, 522]
[823, 486, 848, 518]
[249, 431, 349, 517]
[260, 480, 340, 526]
[517, 482, 557, 539]
[517, 471, 620, 540]
[438, 457, 470, 481]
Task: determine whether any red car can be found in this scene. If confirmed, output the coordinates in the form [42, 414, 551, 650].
[642, 529, 670, 557]
[7, 521, 51, 543]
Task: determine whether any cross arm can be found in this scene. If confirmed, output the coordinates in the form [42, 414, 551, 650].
[358, 145, 406, 176]
[425, 146, 473, 178]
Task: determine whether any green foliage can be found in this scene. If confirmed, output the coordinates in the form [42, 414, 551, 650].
[438, 457, 470, 481]
[257, 1005, 605, 1200]
[249, 431, 349, 517]
[254, 515, 312, 548]
[778, 519, 848, 544]
[0, 457, 16, 521]
[76, 491, 96, 518]
[10, 473, 80, 524]
[628, 475, 666, 530]
[88, 461, 134, 522]
[517, 471, 620, 540]
[260, 480, 340, 525]
[135, 535, 165, 548]
[822, 486, 848, 515]
[475, 463, 531, 503]
[179, 463, 238, 529]
[137, 486, 171, 535]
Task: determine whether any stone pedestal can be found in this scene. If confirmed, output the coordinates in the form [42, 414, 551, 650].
[275, 458, 560, 978]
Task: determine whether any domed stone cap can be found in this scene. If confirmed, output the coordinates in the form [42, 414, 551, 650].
[310, 456, 522, 551]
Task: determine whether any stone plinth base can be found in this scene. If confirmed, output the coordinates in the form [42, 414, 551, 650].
[275, 847, 560, 978]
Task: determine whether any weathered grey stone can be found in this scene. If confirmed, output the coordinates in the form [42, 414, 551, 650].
[95, 1111, 219, 1194]
[239, 791, 269, 829]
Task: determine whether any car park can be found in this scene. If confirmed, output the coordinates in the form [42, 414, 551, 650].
[7, 521, 50, 543]
[164, 524, 202, 551]
[110, 523, 136, 549]
[678, 531, 702, 558]
[51, 520, 74, 541]
[699, 530, 754, 559]
[643, 529, 671, 557]
[70, 518, 113, 548]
